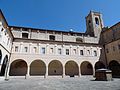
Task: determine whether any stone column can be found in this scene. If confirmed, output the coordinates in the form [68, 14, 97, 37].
[25, 65, 30, 79]
[78, 66, 81, 77]
[5, 62, 10, 80]
[93, 67, 95, 77]
[62, 65, 65, 78]
[45, 65, 48, 78]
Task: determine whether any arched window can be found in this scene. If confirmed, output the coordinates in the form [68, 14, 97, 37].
[95, 17, 99, 25]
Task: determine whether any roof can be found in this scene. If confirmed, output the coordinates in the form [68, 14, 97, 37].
[9, 25, 89, 36]
[0, 9, 9, 26]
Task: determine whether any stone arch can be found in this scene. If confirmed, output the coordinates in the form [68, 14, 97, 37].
[48, 60, 63, 75]
[65, 60, 79, 76]
[95, 61, 105, 70]
[9, 59, 27, 76]
[80, 61, 93, 75]
[0, 55, 8, 76]
[109, 60, 120, 78]
[30, 60, 46, 76]
[0, 50, 2, 63]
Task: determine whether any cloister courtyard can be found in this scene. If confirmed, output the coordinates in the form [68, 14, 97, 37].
[0, 76, 120, 90]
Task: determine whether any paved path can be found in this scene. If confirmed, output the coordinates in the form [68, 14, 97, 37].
[0, 76, 120, 90]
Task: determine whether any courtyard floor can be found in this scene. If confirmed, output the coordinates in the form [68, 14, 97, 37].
[0, 76, 120, 90]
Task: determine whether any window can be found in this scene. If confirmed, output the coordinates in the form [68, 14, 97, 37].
[76, 38, 83, 43]
[95, 17, 99, 25]
[50, 48, 54, 54]
[22, 33, 28, 39]
[33, 47, 37, 53]
[80, 50, 84, 55]
[73, 49, 76, 55]
[106, 49, 109, 53]
[113, 46, 115, 51]
[15, 46, 18, 52]
[93, 50, 97, 56]
[49, 35, 55, 41]
[24, 47, 28, 52]
[58, 48, 62, 55]
[41, 47, 45, 54]
[66, 49, 69, 55]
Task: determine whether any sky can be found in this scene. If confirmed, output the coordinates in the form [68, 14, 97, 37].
[0, 0, 120, 33]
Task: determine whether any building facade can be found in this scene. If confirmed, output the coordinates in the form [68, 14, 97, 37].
[100, 22, 120, 77]
[1, 10, 118, 78]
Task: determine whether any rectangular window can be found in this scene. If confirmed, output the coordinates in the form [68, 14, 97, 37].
[22, 33, 28, 39]
[24, 47, 28, 52]
[94, 50, 97, 56]
[15, 46, 18, 52]
[49, 35, 55, 41]
[58, 48, 62, 55]
[80, 50, 84, 55]
[41, 47, 45, 54]
[106, 48, 109, 53]
[66, 49, 69, 55]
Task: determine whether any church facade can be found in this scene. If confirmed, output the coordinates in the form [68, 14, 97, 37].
[0, 10, 119, 79]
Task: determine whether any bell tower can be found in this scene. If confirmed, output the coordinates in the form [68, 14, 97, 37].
[85, 11, 104, 38]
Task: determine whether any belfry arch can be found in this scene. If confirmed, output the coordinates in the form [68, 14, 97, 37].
[9, 59, 27, 76]
[30, 60, 46, 76]
[48, 60, 63, 75]
[65, 61, 79, 76]
[81, 61, 93, 75]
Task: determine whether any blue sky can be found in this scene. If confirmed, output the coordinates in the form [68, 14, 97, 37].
[0, 0, 120, 32]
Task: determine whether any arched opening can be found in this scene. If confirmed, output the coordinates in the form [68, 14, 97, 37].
[95, 61, 105, 70]
[48, 60, 63, 75]
[0, 50, 2, 63]
[30, 60, 46, 76]
[65, 61, 79, 76]
[9, 59, 27, 76]
[81, 61, 93, 75]
[109, 60, 120, 78]
[0, 55, 8, 76]
[95, 17, 99, 25]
